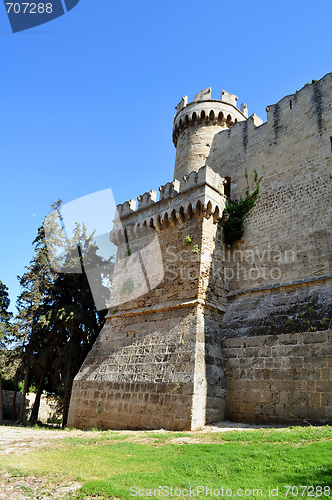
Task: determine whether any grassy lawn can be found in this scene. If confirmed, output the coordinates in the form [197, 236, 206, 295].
[1, 426, 332, 499]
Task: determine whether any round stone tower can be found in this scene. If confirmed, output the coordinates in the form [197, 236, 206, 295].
[173, 88, 248, 181]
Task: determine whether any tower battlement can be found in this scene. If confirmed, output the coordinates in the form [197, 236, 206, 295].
[114, 165, 227, 221]
[173, 87, 248, 147]
[111, 165, 227, 245]
[172, 87, 253, 181]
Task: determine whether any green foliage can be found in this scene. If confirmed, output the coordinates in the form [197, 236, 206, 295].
[96, 403, 104, 416]
[15, 200, 111, 424]
[192, 244, 200, 254]
[47, 415, 62, 425]
[184, 235, 192, 245]
[223, 170, 262, 245]
[0, 280, 12, 341]
[0, 280, 20, 394]
[28, 383, 37, 394]
[297, 80, 319, 92]
[305, 80, 318, 86]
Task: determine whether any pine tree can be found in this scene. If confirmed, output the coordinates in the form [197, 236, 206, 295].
[47, 224, 110, 426]
[16, 201, 112, 425]
[0, 280, 13, 424]
[16, 222, 57, 423]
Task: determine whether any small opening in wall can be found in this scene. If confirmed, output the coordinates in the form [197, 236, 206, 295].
[224, 177, 231, 198]
[330, 137, 332, 153]
[289, 100, 293, 109]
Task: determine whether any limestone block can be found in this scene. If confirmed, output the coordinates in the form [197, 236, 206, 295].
[137, 190, 157, 210]
[241, 103, 248, 118]
[159, 179, 180, 200]
[116, 199, 136, 217]
[175, 95, 188, 112]
[221, 90, 238, 107]
[194, 88, 211, 102]
[249, 113, 263, 127]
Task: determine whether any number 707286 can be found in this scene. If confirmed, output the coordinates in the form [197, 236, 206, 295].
[5, 3, 53, 14]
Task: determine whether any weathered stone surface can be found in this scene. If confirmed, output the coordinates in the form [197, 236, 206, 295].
[221, 330, 332, 425]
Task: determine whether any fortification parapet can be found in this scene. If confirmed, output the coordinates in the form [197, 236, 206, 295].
[115, 198, 136, 218]
[173, 87, 250, 181]
[173, 99, 246, 147]
[159, 179, 180, 200]
[137, 190, 157, 210]
[221, 89, 238, 107]
[110, 164, 226, 245]
[180, 164, 226, 194]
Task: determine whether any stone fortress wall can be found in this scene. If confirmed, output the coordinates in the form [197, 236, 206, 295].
[68, 74, 332, 429]
[68, 167, 230, 430]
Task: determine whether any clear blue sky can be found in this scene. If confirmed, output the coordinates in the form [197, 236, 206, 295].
[1, 0, 332, 312]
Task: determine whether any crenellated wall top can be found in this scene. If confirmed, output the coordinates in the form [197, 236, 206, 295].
[173, 88, 248, 147]
[111, 165, 227, 244]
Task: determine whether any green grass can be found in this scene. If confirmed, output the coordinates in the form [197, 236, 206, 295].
[1, 427, 332, 499]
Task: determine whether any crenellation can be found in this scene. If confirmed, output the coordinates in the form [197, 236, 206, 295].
[137, 189, 157, 210]
[221, 89, 238, 107]
[249, 113, 263, 127]
[180, 164, 226, 196]
[194, 88, 212, 102]
[241, 103, 248, 118]
[159, 179, 180, 200]
[116, 198, 136, 217]
[175, 95, 188, 113]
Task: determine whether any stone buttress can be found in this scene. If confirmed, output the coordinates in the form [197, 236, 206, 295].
[67, 165, 228, 430]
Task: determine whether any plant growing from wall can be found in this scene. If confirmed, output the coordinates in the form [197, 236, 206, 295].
[184, 235, 193, 245]
[223, 170, 262, 246]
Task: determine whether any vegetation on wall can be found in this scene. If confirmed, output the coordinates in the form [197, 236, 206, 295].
[223, 170, 262, 246]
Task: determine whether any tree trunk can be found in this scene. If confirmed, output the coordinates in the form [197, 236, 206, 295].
[29, 366, 46, 425]
[0, 375, 3, 426]
[62, 362, 72, 428]
[12, 370, 20, 421]
[19, 362, 30, 423]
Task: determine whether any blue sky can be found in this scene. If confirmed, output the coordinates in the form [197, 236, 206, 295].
[1, 0, 332, 312]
